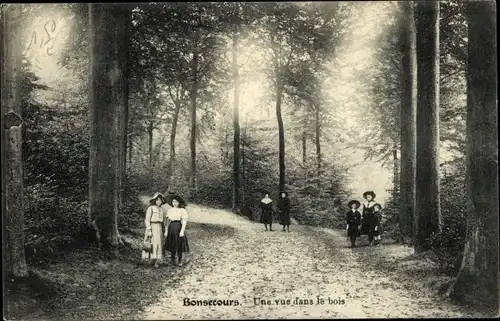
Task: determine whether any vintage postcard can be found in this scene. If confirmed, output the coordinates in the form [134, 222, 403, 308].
[2, 1, 498, 320]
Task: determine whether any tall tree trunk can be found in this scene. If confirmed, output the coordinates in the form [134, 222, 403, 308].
[231, 30, 241, 212]
[128, 135, 132, 165]
[190, 29, 200, 200]
[118, 8, 129, 226]
[393, 147, 399, 185]
[276, 73, 286, 192]
[314, 102, 321, 196]
[147, 120, 153, 169]
[166, 100, 181, 191]
[399, 0, 417, 244]
[241, 117, 247, 205]
[1, 4, 28, 277]
[302, 131, 307, 166]
[415, 0, 442, 253]
[448, 2, 498, 314]
[88, 4, 128, 248]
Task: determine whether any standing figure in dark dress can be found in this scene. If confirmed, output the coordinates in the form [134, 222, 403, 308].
[260, 192, 274, 231]
[372, 203, 383, 246]
[361, 190, 377, 246]
[346, 200, 362, 248]
[278, 191, 291, 232]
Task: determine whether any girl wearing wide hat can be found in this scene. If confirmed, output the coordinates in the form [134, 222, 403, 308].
[164, 193, 190, 266]
[142, 192, 167, 267]
[260, 191, 274, 231]
[277, 191, 291, 232]
[361, 191, 377, 246]
[346, 200, 362, 248]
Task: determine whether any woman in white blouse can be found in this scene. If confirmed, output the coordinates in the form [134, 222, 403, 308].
[164, 195, 190, 266]
[142, 192, 167, 267]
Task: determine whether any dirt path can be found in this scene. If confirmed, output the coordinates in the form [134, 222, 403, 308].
[134, 203, 482, 319]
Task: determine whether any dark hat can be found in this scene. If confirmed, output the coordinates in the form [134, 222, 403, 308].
[279, 191, 289, 197]
[164, 193, 187, 208]
[363, 191, 376, 199]
[149, 192, 164, 204]
[348, 200, 361, 209]
[373, 203, 383, 210]
[262, 190, 271, 196]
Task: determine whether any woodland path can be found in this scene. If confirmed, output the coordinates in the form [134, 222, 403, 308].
[134, 197, 482, 319]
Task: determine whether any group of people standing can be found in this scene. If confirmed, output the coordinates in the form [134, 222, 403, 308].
[260, 191, 291, 232]
[345, 191, 383, 248]
[141, 192, 190, 268]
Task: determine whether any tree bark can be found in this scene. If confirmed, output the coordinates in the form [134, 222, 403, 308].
[231, 30, 241, 212]
[1, 4, 28, 277]
[399, 0, 417, 244]
[415, 0, 442, 253]
[88, 4, 128, 248]
[166, 100, 181, 191]
[147, 120, 153, 169]
[448, 2, 498, 314]
[276, 74, 286, 192]
[190, 29, 200, 200]
[314, 102, 321, 195]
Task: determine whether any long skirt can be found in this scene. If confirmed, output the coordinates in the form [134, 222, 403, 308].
[142, 222, 164, 260]
[279, 210, 291, 225]
[165, 221, 190, 255]
[261, 210, 273, 224]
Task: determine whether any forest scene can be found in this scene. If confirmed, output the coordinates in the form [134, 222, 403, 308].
[1, 1, 498, 319]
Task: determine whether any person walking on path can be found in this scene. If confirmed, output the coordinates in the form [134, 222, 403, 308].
[346, 200, 362, 248]
[260, 192, 274, 231]
[361, 191, 377, 246]
[164, 193, 190, 266]
[142, 192, 167, 268]
[372, 203, 383, 246]
[278, 191, 291, 232]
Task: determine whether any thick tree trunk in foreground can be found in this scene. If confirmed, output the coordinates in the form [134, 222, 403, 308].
[415, 0, 442, 253]
[448, 2, 498, 315]
[231, 31, 241, 212]
[399, 0, 417, 244]
[89, 4, 128, 248]
[1, 4, 28, 277]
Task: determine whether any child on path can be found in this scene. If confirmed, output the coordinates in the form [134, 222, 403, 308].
[372, 203, 383, 245]
[346, 200, 362, 248]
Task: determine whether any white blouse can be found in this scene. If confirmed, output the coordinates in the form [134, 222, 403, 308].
[145, 205, 166, 229]
[167, 207, 189, 222]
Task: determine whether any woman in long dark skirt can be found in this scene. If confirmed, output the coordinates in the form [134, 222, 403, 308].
[278, 191, 291, 232]
[260, 192, 274, 231]
[164, 195, 190, 266]
[346, 200, 362, 248]
[361, 190, 377, 246]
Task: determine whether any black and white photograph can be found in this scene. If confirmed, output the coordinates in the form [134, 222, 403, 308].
[1, 1, 498, 319]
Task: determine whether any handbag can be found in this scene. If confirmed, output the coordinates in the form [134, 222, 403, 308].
[142, 235, 153, 253]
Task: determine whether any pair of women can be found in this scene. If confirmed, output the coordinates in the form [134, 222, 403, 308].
[260, 191, 291, 232]
[141, 192, 190, 267]
[345, 191, 383, 248]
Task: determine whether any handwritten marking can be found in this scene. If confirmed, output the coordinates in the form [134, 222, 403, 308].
[27, 20, 57, 56]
